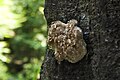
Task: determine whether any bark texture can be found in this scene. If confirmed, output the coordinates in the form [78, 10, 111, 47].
[40, 0, 120, 80]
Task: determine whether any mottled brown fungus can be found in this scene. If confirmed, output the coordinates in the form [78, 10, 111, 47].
[47, 19, 87, 63]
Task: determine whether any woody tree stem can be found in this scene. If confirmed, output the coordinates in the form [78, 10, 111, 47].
[40, 0, 120, 80]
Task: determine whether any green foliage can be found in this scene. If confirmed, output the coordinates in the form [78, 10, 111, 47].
[0, 61, 10, 80]
[0, 0, 46, 79]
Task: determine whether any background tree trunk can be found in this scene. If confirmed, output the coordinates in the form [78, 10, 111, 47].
[40, 0, 120, 80]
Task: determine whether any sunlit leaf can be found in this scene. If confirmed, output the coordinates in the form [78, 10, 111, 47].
[39, 6, 44, 14]
[3, 48, 10, 53]
[0, 54, 10, 62]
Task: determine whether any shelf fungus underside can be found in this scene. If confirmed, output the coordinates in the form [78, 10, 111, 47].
[47, 19, 87, 63]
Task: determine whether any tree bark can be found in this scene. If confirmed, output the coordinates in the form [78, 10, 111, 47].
[40, 0, 120, 80]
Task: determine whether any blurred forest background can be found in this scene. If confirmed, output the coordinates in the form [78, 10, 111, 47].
[0, 0, 46, 80]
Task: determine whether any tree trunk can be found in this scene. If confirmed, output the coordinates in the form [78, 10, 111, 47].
[40, 0, 120, 80]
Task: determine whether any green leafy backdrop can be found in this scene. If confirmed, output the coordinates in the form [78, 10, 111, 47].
[0, 0, 46, 79]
